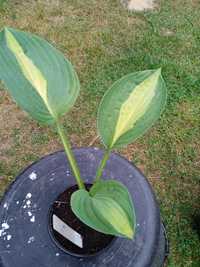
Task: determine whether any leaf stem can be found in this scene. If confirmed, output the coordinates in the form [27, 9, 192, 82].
[94, 149, 111, 183]
[56, 120, 85, 190]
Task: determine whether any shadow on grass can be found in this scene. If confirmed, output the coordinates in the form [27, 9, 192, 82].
[191, 212, 200, 240]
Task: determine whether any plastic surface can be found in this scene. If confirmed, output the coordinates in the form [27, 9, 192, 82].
[0, 148, 168, 267]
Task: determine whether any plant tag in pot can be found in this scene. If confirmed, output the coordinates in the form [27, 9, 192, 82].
[53, 215, 83, 248]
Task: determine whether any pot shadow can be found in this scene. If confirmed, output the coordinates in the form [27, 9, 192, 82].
[191, 212, 200, 240]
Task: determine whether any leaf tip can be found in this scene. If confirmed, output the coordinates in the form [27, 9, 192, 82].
[156, 67, 162, 75]
[2, 27, 10, 36]
[3, 27, 13, 46]
[124, 226, 134, 239]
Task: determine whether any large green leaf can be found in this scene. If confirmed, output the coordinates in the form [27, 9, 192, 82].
[0, 27, 80, 124]
[97, 69, 167, 148]
[71, 180, 136, 239]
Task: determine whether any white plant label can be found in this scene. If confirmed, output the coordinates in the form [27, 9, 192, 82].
[53, 215, 83, 248]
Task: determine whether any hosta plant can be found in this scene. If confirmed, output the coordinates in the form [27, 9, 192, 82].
[0, 28, 167, 239]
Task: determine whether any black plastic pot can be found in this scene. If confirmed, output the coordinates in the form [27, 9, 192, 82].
[0, 148, 168, 267]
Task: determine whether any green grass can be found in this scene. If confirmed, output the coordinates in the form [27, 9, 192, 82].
[0, 0, 200, 265]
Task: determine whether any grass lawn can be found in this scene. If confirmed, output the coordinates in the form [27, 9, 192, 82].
[0, 0, 200, 266]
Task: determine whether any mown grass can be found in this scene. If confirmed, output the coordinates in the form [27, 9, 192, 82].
[0, 0, 200, 266]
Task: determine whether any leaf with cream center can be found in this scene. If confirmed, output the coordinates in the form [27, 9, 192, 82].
[71, 180, 136, 239]
[97, 69, 167, 148]
[0, 27, 80, 124]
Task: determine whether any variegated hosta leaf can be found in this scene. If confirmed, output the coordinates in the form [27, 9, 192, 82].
[71, 180, 136, 239]
[0, 27, 80, 124]
[98, 69, 167, 148]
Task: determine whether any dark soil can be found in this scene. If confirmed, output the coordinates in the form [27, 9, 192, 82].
[49, 184, 115, 257]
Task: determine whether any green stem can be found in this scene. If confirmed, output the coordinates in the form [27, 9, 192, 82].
[94, 149, 111, 183]
[56, 121, 85, 190]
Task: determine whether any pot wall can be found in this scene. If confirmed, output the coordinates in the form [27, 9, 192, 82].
[0, 148, 168, 267]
